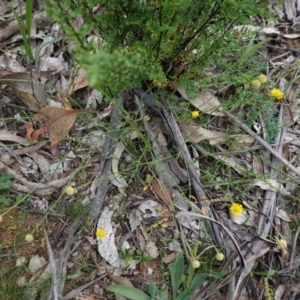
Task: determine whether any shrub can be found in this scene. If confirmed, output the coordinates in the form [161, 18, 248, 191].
[46, 0, 268, 98]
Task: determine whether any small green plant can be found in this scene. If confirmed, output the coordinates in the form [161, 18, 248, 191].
[0, 174, 14, 209]
[107, 254, 209, 300]
[121, 247, 154, 267]
[12, 0, 34, 62]
[135, 250, 154, 267]
[121, 246, 135, 267]
[0, 174, 14, 191]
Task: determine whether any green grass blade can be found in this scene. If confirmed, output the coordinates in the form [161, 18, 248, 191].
[12, 5, 33, 61]
[237, 37, 268, 67]
[25, 0, 32, 38]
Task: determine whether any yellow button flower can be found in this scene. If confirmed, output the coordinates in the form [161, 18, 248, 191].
[251, 79, 261, 89]
[192, 260, 200, 268]
[25, 234, 34, 242]
[229, 202, 243, 216]
[65, 186, 76, 196]
[258, 74, 267, 84]
[96, 228, 107, 238]
[277, 239, 287, 250]
[271, 88, 284, 100]
[216, 252, 224, 261]
[191, 110, 199, 118]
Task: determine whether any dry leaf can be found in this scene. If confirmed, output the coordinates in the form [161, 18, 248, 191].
[151, 178, 173, 211]
[33, 107, 81, 146]
[179, 122, 254, 147]
[252, 155, 264, 175]
[188, 91, 224, 116]
[0, 129, 29, 145]
[178, 85, 227, 118]
[25, 121, 48, 142]
[179, 123, 228, 145]
[162, 252, 178, 264]
[25, 122, 34, 141]
[68, 68, 89, 95]
[76, 294, 98, 300]
[39, 57, 65, 73]
[0, 72, 47, 111]
[33, 106, 112, 147]
[252, 179, 288, 193]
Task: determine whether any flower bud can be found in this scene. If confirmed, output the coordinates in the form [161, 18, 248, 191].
[251, 79, 261, 89]
[192, 260, 200, 268]
[216, 252, 224, 261]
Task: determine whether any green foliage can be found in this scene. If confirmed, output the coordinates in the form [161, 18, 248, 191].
[12, 0, 33, 61]
[107, 254, 209, 300]
[120, 247, 154, 267]
[107, 285, 150, 300]
[46, 0, 268, 98]
[0, 174, 14, 191]
[121, 246, 135, 267]
[135, 249, 154, 266]
[0, 174, 14, 209]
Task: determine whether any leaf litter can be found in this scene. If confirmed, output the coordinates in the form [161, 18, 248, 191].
[1, 1, 300, 300]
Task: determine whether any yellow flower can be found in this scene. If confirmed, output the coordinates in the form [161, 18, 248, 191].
[251, 79, 261, 89]
[65, 186, 76, 196]
[25, 234, 34, 242]
[258, 74, 267, 84]
[271, 88, 284, 100]
[160, 222, 168, 228]
[277, 239, 287, 250]
[216, 252, 224, 261]
[191, 260, 200, 268]
[229, 202, 243, 216]
[191, 110, 199, 118]
[96, 228, 107, 238]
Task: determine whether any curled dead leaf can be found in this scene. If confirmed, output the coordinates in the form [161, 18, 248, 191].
[0, 72, 47, 111]
[33, 107, 80, 147]
[151, 178, 173, 211]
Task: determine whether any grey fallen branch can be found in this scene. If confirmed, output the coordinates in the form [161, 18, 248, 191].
[89, 96, 123, 219]
[223, 110, 300, 177]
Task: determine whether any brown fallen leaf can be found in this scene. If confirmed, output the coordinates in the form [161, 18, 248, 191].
[68, 68, 89, 95]
[33, 106, 113, 147]
[25, 121, 48, 142]
[0, 129, 29, 145]
[33, 107, 81, 147]
[0, 72, 47, 111]
[151, 178, 173, 211]
[25, 122, 34, 141]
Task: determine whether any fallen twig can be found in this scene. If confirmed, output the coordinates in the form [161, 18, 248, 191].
[223, 110, 300, 177]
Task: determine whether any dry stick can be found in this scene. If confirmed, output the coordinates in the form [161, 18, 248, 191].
[44, 229, 59, 300]
[290, 225, 300, 270]
[89, 97, 123, 219]
[223, 110, 300, 177]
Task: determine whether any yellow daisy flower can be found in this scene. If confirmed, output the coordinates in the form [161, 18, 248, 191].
[229, 202, 243, 216]
[271, 88, 284, 100]
[96, 228, 107, 238]
[191, 110, 199, 118]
